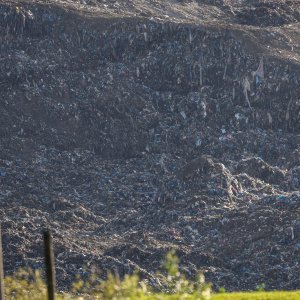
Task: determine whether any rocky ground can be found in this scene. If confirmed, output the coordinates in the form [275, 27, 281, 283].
[0, 0, 299, 292]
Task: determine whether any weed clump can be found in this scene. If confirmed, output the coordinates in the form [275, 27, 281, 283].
[4, 251, 211, 299]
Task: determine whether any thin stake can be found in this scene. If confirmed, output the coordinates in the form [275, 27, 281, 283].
[43, 230, 56, 300]
[0, 224, 4, 300]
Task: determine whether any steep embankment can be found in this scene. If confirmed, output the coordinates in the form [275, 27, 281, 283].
[0, 0, 299, 291]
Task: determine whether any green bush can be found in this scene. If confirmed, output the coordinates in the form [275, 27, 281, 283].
[2, 252, 300, 299]
[71, 249, 211, 299]
[4, 268, 47, 300]
[3, 251, 211, 300]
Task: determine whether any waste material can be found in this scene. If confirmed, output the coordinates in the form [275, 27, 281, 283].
[0, 0, 299, 293]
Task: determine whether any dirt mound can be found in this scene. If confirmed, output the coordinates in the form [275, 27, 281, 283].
[0, 0, 299, 292]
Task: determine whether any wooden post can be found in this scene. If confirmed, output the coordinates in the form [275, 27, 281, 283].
[0, 224, 4, 300]
[43, 230, 55, 300]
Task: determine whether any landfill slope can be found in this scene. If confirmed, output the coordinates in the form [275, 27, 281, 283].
[0, 0, 299, 292]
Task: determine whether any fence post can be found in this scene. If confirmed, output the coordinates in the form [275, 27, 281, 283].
[0, 224, 4, 300]
[43, 230, 56, 300]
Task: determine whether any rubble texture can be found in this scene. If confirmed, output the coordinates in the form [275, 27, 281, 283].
[0, 0, 299, 292]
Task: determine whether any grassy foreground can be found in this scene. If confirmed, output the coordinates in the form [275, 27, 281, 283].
[212, 291, 300, 300]
[139, 291, 300, 299]
[4, 271, 300, 300]
[3, 251, 300, 299]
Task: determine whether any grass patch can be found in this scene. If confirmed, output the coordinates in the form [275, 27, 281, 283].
[212, 291, 300, 300]
[3, 251, 300, 299]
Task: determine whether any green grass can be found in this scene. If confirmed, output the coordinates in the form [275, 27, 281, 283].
[3, 251, 300, 299]
[4, 270, 300, 300]
[212, 291, 300, 300]
[139, 292, 300, 300]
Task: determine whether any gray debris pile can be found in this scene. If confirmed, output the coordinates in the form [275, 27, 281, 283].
[0, 0, 299, 292]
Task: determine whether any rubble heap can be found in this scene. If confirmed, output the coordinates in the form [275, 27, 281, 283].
[0, 0, 299, 292]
